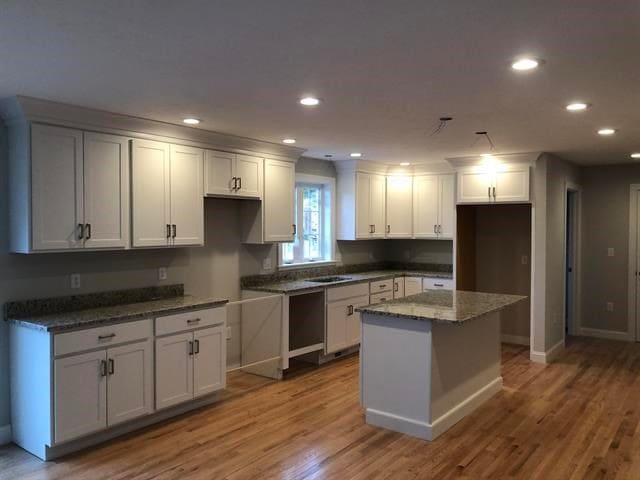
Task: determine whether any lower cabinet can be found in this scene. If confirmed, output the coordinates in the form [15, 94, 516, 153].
[404, 277, 423, 296]
[326, 294, 369, 354]
[393, 277, 405, 298]
[422, 277, 455, 290]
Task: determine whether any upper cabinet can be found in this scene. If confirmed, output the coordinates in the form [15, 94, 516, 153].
[12, 124, 130, 253]
[204, 150, 262, 199]
[414, 174, 454, 239]
[131, 139, 204, 248]
[385, 176, 413, 238]
[457, 166, 530, 204]
[338, 171, 386, 240]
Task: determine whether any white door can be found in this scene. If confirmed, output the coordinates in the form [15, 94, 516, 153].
[370, 174, 387, 238]
[438, 174, 455, 239]
[235, 154, 263, 199]
[346, 295, 370, 348]
[204, 150, 235, 196]
[326, 301, 348, 354]
[404, 277, 422, 296]
[393, 277, 405, 298]
[131, 139, 171, 247]
[31, 124, 84, 251]
[54, 350, 107, 443]
[106, 340, 153, 426]
[170, 144, 204, 246]
[155, 332, 194, 409]
[457, 171, 492, 204]
[264, 159, 295, 242]
[193, 325, 226, 397]
[386, 176, 413, 238]
[83, 132, 129, 249]
[356, 173, 372, 238]
[494, 168, 530, 202]
[413, 175, 439, 239]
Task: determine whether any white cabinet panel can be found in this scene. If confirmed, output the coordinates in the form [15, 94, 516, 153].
[355, 172, 371, 238]
[393, 277, 405, 298]
[106, 341, 153, 426]
[347, 296, 369, 348]
[264, 159, 295, 242]
[83, 132, 129, 249]
[155, 332, 194, 409]
[370, 174, 386, 238]
[326, 301, 348, 354]
[494, 168, 530, 202]
[386, 176, 413, 238]
[438, 174, 455, 238]
[131, 139, 171, 247]
[31, 124, 83, 251]
[404, 277, 423, 296]
[370, 291, 392, 304]
[204, 150, 235, 196]
[423, 277, 454, 290]
[413, 175, 439, 239]
[457, 167, 529, 204]
[54, 350, 107, 443]
[235, 154, 262, 198]
[170, 144, 204, 246]
[194, 326, 226, 397]
[458, 171, 493, 204]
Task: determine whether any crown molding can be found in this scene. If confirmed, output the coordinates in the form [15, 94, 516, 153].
[446, 152, 542, 169]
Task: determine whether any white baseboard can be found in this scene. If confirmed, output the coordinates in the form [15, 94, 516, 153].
[580, 327, 633, 342]
[365, 377, 503, 441]
[501, 334, 530, 346]
[0, 424, 11, 445]
[530, 338, 565, 364]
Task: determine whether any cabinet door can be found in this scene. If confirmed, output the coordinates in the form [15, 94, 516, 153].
[83, 132, 130, 249]
[107, 340, 153, 426]
[386, 176, 413, 238]
[193, 325, 226, 397]
[355, 173, 372, 239]
[404, 277, 423, 296]
[393, 277, 405, 299]
[438, 174, 455, 239]
[494, 168, 530, 203]
[413, 175, 439, 239]
[31, 124, 84, 251]
[370, 174, 387, 238]
[131, 139, 171, 247]
[235, 154, 263, 199]
[264, 159, 295, 242]
[204, 150, 235, 196]
[346, 295, 370, 348]
[170, 144, 204, 246]
[326, 301, 348, 354]
[155, 332, 194, 409]
[54, 350, 107, 443]
[457, 171, 492, 204]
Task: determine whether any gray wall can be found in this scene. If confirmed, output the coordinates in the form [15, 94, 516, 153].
[384, 239, 454, 265]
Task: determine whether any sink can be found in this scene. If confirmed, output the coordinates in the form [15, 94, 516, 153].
[308, 276, 351, 283]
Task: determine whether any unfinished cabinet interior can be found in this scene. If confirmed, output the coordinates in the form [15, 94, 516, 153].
[204, 150, 263, 199]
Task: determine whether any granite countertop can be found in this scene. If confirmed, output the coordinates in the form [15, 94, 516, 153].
[356, 290, 526, 324]
[7, 295, 228, 333]
[244, 270, 453, 294]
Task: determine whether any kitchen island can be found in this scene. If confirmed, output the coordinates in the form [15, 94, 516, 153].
[357, 290, 525, 441]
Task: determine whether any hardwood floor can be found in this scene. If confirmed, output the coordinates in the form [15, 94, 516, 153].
[2, 336, 640, 479]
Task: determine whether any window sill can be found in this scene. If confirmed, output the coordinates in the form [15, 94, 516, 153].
[278, 260, 336, 271]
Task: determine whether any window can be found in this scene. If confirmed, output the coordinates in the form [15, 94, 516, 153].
[280, 175, 335, 267]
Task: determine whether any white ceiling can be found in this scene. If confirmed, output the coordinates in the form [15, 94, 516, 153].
[0, 1, 638, 165]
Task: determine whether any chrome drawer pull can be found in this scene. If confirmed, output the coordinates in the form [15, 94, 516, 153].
[434, 283, 444, 287]
[98, 333, 116, 340]
[187, 318, 201, 324]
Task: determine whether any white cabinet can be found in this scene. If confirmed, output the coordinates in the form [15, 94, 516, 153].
[326, 294, 369, 354]
[393, 277, 405, 298]
[204, 150, 263, 199]
[26, 124, 130, 253]
[423, 277, 455, 291]
[457, 167, 529, 204]
[386, 176, 413, 238]
[131, 139, 204, 248]
[337, 171, 386, 240]
[404, 277, 423, 296]
[193, 327, 226, 397]
[413, 174, 454, 240]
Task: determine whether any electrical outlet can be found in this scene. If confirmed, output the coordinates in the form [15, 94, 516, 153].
[70, 273, 81, 289]
[262, 257, 272, 270]
[226, 326, 232, 340]
[521, 255, 528, 265]
[158, 267, 168, 281]
[606, 302, 614, 312]
[608, 248, 615, 257]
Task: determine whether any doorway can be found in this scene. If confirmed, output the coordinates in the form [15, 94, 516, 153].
[564, 184, 581, 338]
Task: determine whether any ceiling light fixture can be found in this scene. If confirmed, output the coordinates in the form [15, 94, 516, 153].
[400, 162, 411, 166]
[631, 153, 640, 159]
[282, 138, 296, 144]
[350, 152, 362, 158]
[597, 128, 616, 136]
[566, 102, 590, 112]
[511, 58, 540, 71]
[182, 117, 201, 125]
[300, 96, 321, 106]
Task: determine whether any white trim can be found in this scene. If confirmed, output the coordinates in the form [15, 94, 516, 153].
[580, 327, 634, 342]
[277, 260, 337, 271]
[0, 424, 12, 445]
[563, 182, 582, 338]
[501, 334, 530, 346]
[628, 184, 640, 342]
[530, 338, 565, 364]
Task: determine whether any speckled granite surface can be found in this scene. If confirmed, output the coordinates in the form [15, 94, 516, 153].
[357, 290, 526, 324]
[5, 285, 228, 333]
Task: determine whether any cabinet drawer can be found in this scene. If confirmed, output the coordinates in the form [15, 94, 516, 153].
[422, 278, 454, 290]
[370, 292, 392, 304]
[155, 306, 226, 336]
[54, 319, 153, 357]
[326, 283, 369, 303]
[369, 279, 393, 294]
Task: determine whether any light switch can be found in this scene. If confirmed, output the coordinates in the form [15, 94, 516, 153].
[608, 248, 615, 257]
[262, 257, 272, 270]
[158, 267, 168, 281]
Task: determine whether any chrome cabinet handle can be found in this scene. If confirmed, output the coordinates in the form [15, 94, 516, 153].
[188, 340, 194, 356]
[108, 358, 114, 375]
[493, 186, 496, 198]
[187, 318, 201, 324]
[434, 224, 437, 234]
[100, 360, 107, 377]
[347, 305, 354, 316]
[372, 225, 376, 233]
[98, 333, 116, 340]
[237, 177, 242, 190]
[166, 224, 172, 238]
[292, 224, 297, 235]
[78, 223, 85, 240]
[194, 339, 200, 354]
[434, 283, 444, 287]
[379, 284, 387, 289]
[369, 225, 374, 234]
[488, 186, 491, 198]
[85, 223, 92, 240]
[438, 225, 442, 234]
[394, 282, 399, 292]
[231, 177, 237, 190]
[386, 225, 391, 234]
[172, 224, 177, 238]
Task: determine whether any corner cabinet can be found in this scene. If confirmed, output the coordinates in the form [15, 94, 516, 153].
[204, 150, 263, 199]
[337, 171, 386, 240]
[131, 139, 204, 248]
[457, 166, 530, 204]
[413, 174, 454, 239]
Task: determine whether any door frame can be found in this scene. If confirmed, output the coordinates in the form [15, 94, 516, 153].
[563, 182, 582, 338]
[628, 184, 640, 341]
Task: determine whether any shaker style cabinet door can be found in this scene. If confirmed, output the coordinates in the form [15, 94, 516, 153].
[438, 174, 455, 239]
[457, 171, 492, 204]
[413, 175, 439, 239]
[263, 159, 295, 242]
[385, 176, 413, 238]
[369, 174, 387, 238]
[155, 332, 194, 409]
[235, 154, 262, 198]
[204, 150, 235, 196]
[169, 144, 204, 246]
[355, 172, 372, 239]
[193, 325, 226, 397]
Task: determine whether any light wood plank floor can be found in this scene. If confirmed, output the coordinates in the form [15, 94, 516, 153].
[2, 336, 640, 479]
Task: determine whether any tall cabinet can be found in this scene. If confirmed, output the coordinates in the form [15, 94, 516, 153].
[385, 175, 413, 238]
[413, 174, 454, 239]
[337, 170, 386, 240]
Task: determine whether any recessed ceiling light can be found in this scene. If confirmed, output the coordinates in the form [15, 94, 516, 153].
[299, 96, 321, 106]
[631, 153, 640, 159]
[182, 117, 201, 125]
[350, 152, 362, 158]
[597, 128, 617, 136]
[282, 138, 296, 144]
[400, 162, 411, 166]
[566, 102, 590, 112]
[511, 58, 540, 71]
